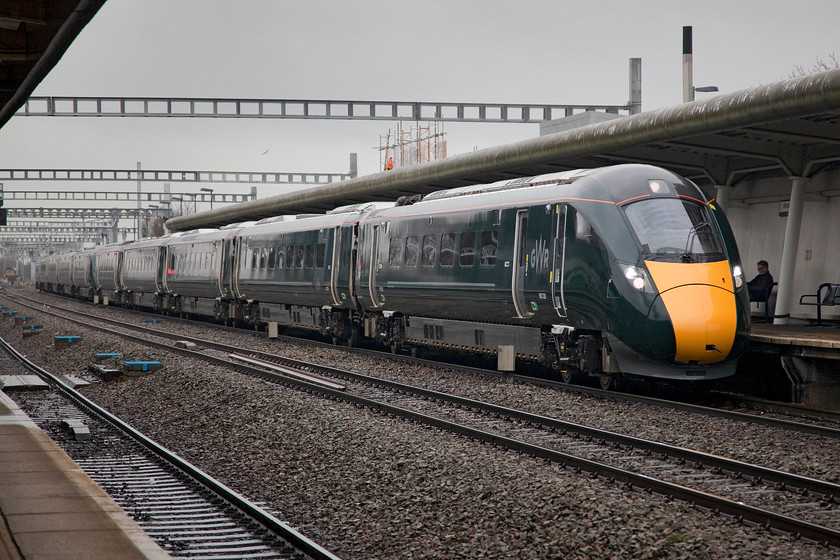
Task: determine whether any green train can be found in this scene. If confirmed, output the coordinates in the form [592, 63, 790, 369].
[36, 164, 751, 388]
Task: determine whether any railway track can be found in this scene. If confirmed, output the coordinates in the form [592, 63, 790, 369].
[5, 292, 840, 549]
[0, 335, 341, 560]
[9, 290, 840, 441]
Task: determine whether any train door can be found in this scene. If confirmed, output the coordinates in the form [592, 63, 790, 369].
[220, 238, 233, 297]
[330, 226, 343, 305]
[512, 210, 534, 318]
[367, 223, 384, 308]
[155, 246, 167, 293]
[552, 204, 568, 317]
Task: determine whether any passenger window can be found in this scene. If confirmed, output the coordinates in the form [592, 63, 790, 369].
[405, 236, 419, 267]
[305, 245, 314, 269]
[389, 237, 402, 267]
[260, 248, 267, 269]
[268, 247, 275, 269]
[285, 245, 295, 269]
[440, 233, 455, 267]
[459, 232, 476, 266]
[316, 244, 326, 268]
[295, 245, 305, 269]
[277, 247, 285, 269]
[422, 235, 437, 266]
[481, 230, 498, 267]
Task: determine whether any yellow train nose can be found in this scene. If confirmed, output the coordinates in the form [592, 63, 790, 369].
[645, 261, 737, 365]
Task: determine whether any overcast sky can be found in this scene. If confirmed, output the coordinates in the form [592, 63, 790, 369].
[1, 0, 838, 210]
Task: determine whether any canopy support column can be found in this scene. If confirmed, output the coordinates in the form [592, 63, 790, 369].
[714, 185, 731, 213]
[773, 176, 809, 325]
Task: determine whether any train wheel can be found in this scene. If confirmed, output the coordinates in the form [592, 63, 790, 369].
[597, 374, 614, 391]
[390, 342, 400, 354]
[410, 345, 421, 358]
[331, 334, 341, 346]
[347, 328, 359, 348]
[560, 369, 575, 384]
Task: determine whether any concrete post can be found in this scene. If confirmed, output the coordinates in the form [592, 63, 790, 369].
[773, 176, 809, 325]
[682, 26, 693, 103]
[714, 185, 730, 213]
[629, 58, 642, 115]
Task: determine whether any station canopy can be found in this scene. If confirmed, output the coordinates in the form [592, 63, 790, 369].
[0, 1, 106, 130]
[166, 69, 840, 231]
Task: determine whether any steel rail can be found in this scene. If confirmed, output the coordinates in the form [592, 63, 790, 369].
[7, 295, 840, 548]
[11, 291, 840, 441]
[0, 335, 343, 560]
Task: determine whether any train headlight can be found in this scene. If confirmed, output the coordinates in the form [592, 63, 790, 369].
[618, 262, 654, 293]
[732, 265, 744, 289]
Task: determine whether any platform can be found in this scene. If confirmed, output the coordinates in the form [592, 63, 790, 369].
[0, 391, 169, 559]
[746, 323, 840, 410]
[749, 322, 840, 357]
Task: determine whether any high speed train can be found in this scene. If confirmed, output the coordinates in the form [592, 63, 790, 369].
[35, 164, 751, 387]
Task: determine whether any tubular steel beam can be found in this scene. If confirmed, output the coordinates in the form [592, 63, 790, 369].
[166, 69, 840, 231]
[17, 96, 635, 122]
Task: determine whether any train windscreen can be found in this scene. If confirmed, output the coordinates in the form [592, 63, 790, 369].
[623, 198, 725, 263]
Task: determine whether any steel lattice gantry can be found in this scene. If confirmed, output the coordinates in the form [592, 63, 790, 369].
[16, 96, 637, 122]
[0, 166, 355, 186]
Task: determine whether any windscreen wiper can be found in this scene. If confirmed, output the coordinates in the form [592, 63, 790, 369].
[682, 222, 710, 263]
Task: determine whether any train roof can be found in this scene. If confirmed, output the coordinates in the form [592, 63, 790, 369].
[374, 164, 701, 218]
[422, 169, 597, 202]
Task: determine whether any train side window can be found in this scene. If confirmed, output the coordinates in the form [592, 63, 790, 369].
[405, 236, 419, 267]
[268, 247, 276, 269]
[440, 233, 455, 267]
[315, 243, 326, 268]
[276, 247, 285, 269]
[285, 245, 295, 269]
[295, 245, 305, 269]
[459, 232, 476, 266]
[480, 230, 498, 267]
[305, 245, 315, 269]
[422, 235, 437, 266]
[260, 248, 267, 269]
[389, 237, 402, 267]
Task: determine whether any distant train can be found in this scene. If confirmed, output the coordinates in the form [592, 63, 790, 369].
[35, 164, 751, 387]
[4, 267, 17, 283]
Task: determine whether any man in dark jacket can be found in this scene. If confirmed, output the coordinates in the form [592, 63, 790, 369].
[747, 260, 774, 302]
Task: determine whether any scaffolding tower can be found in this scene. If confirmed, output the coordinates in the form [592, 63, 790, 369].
[378, 122, 447, 171]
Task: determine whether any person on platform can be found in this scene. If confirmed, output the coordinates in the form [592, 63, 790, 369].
[748, 260, 774, 302]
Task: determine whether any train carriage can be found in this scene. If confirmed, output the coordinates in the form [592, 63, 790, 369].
[356, 165, 750, 382]
[119, 236, 170, 309]
[163, 228, 239, 318]
[233, 209, 365, 337]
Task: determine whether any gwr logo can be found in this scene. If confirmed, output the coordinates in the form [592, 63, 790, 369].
[530, 236, 550, 273]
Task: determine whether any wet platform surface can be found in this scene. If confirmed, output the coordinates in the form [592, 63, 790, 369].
[0, 391, 169, 560]
[750, 322, 840, 351]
